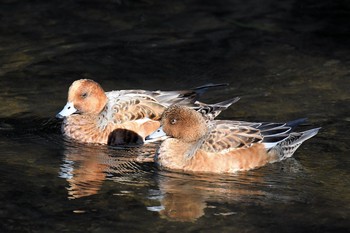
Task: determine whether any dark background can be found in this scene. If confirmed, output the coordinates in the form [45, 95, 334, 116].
[0, 1, 349, 232]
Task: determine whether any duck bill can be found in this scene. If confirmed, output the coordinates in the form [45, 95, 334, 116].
[56, 102, 77, 119]
[145, 126, 167, 141]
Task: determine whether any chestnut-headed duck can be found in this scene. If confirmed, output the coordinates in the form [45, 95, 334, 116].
[56, 79, 236, 145]
[147, 105, 320, 173]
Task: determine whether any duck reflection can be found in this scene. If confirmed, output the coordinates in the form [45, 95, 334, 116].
[149, 172, 266, 222]
[149, 162, 303, 222]
[59, 140, 156, 199]
[155, 174, 207, 222]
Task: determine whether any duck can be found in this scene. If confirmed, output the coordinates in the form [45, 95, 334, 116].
[56, 79, 236, 145]
[146, 105, 320, 173]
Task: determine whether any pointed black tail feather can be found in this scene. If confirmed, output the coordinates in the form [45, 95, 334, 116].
[267, 127, 320, 160]
[191, 83, 229, 96]
[286, 118, 308, 129]
[193, 97, 239, 119]
[295, 127, 321, 144]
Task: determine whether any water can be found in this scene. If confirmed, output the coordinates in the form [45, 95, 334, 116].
[1, 0, 349, 232]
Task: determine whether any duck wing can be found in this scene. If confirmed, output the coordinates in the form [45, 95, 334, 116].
[200, 119, 303, 153]
[105, 92, 166, 123]
[115, 83, 228, 107]
[201, 121, 263, 153]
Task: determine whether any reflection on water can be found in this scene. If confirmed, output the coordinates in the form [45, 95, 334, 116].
[59, 140, 157, 199]
[2, 113, 348, 231]
[57, 137, 308, 222]
[147, 160, 307, 222]
[59, 144, 109, 199]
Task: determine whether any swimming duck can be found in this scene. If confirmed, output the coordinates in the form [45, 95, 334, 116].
[56, 79, 235, 145]
[147, 105, 320, 173]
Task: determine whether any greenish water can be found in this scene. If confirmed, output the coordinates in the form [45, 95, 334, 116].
[0, 0, 349, 232]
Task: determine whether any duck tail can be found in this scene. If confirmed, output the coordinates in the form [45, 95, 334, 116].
[191, 83, 229, 97]
[156, 83, 229, 106]
[286, 118, 308, 129]
[268, 127, 320, 161]
[193, 97, 239, 119]
[212, 97, 240, 109]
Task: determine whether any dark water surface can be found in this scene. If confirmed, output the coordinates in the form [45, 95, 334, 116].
[1, 0, 349, 232]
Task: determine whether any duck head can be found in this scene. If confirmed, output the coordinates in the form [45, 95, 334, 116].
[56, 79, 108, 118]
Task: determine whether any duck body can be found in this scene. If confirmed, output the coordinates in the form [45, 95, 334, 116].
[148, 105, 320, 173]
[156, 137, 268, 173]
[56, 79, 233, 145]
[60, 89, 164, 145]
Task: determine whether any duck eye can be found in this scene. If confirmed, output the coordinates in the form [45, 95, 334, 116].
[170, 119, 177, 125]
[81, 92, 88, 98]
